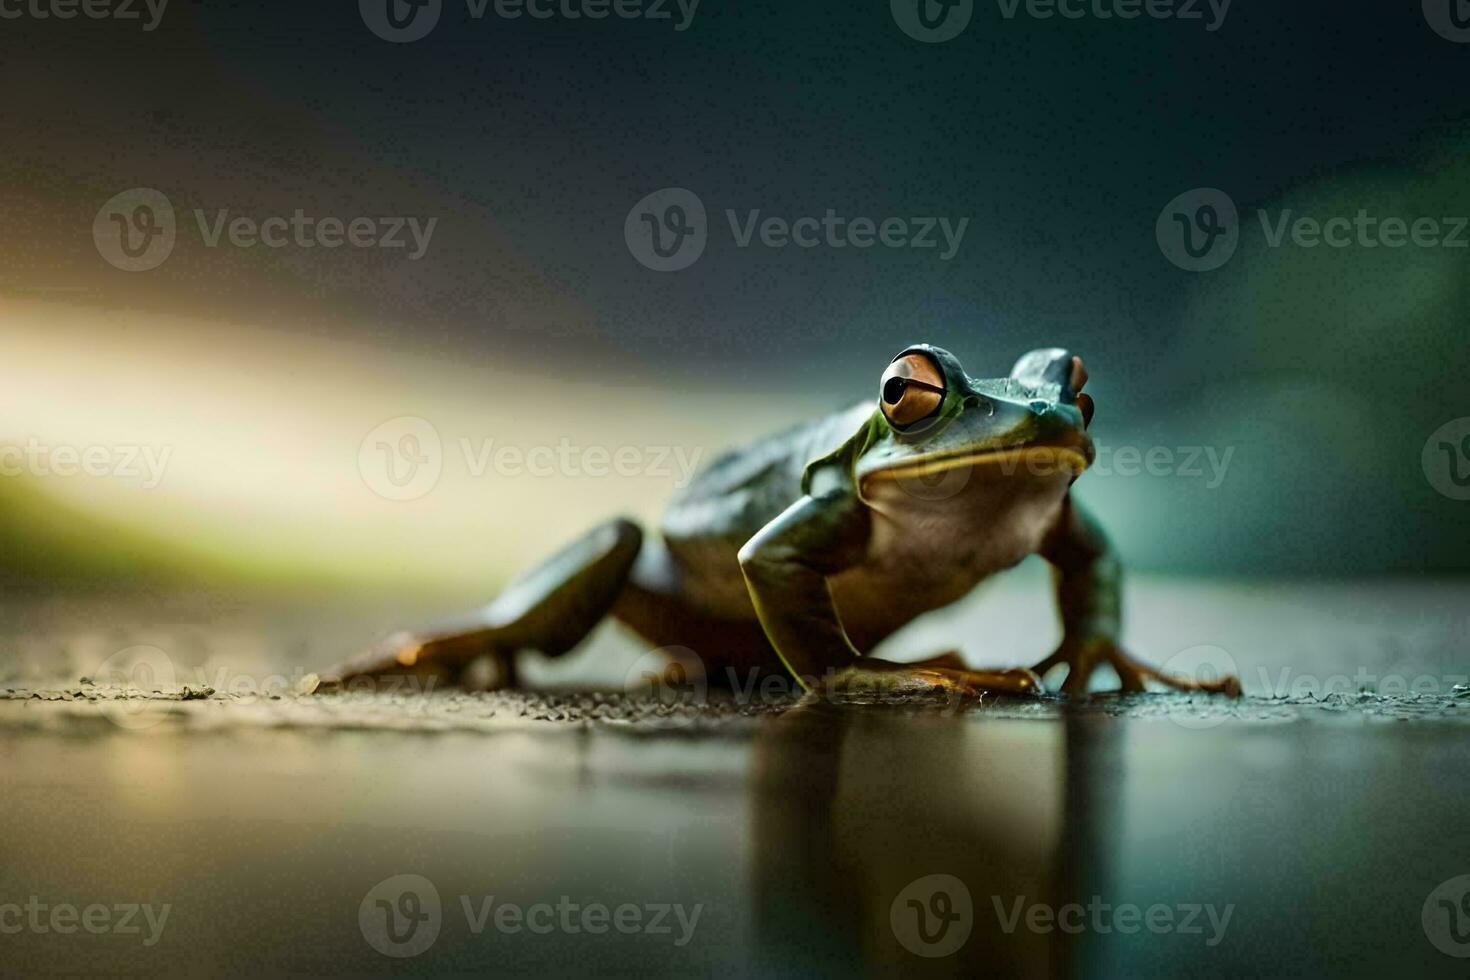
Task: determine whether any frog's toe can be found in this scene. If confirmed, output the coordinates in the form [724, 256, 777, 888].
[1117, 646, 1241, 697]
[1033, 638, 1106, 695]
[944, 666, 1043, 695]
[1059, 656, 1102, 696]
[1103, 642, 1240, 696]
[913, 666, 1045, 698]
[321, 631, 512, 693]
[1016, 667, 1045, 694]
[1036, 638, 1241, 698]
[905, 657, 1047, 697]
[1105, 649, 1149, 694]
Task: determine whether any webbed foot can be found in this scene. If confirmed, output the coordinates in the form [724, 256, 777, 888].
[1032, 637, 1241, 697]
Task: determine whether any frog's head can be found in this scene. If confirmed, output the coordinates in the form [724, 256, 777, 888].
[854, 343, 1096, 491]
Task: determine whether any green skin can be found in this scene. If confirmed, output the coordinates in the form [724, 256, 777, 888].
[327, 344, 1241, 699]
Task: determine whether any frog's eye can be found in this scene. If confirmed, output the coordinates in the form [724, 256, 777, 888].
[879, 353, 946, 427]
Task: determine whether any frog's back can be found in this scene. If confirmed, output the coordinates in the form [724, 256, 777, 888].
[653, 403, 869, 611]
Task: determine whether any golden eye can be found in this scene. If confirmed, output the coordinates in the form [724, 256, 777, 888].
[879, 353, 946, 426]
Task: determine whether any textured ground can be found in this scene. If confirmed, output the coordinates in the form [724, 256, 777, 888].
[2, 573, 1468, 977]
[5, 682, 1470, 733]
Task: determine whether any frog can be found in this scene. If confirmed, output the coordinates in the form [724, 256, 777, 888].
[324, 344, 1241, 700]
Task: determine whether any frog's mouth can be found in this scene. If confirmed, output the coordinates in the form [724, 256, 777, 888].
[864, 432, 1093, 485]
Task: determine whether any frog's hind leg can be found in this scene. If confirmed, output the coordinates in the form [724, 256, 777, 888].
[611, 539, 787, 692]
[323, 518, 642, 690]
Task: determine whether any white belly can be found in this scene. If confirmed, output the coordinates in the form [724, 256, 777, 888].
[830, 466, 1072, 647]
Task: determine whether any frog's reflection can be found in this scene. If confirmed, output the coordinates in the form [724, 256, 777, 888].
[749, 701, 1113, 978]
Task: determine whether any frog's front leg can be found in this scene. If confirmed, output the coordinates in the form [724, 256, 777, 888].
[738, 493, 1041, 697]
[1033, 497, 1241, 696]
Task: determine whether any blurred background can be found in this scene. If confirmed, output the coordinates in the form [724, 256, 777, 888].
[0, 0, 1467, 606]
[5, 6, 1470, 978]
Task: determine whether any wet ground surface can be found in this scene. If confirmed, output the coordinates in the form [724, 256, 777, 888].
[2, 574, 1470, 977]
